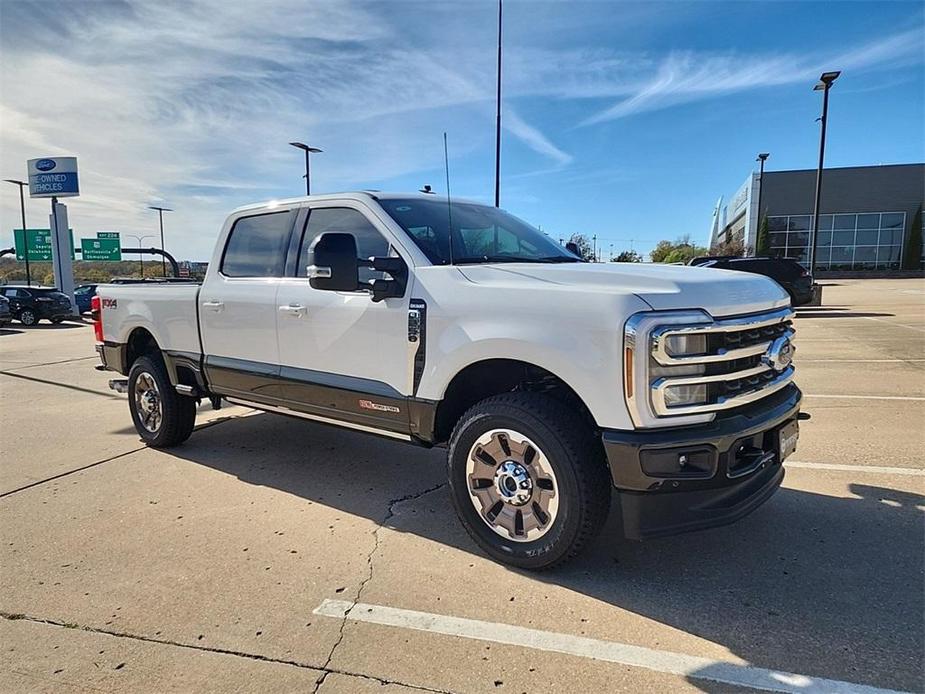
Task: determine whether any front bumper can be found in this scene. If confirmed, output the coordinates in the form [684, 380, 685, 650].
[603, 384, 801, 540]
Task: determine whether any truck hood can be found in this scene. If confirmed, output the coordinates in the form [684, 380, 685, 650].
[456, 262, 790, 317]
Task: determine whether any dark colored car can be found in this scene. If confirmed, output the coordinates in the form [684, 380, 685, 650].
[689, 256, 814, 306]
[0, 286, 73, 325]
[0, 295, 11, 327]
[74, 284, 98, 313]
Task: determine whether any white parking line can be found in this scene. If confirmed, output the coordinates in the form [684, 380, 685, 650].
[314, 599, 907, 694]
[803, 394, 925, 401]
[798, 359, 925, 363]
[863, 316, 925, 334]
[786, 461, 924, 476]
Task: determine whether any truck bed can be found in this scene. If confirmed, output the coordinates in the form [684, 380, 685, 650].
[98, 282, 202, 357]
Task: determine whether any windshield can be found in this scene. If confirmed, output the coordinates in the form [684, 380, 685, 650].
[378, 198, 579, 265]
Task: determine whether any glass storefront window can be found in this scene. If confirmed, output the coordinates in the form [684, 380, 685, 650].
[833, 214, 857, 230]
[881, 213, 904, 229]
[765, 213, 905, 269]
[768, 217, 788, 232]
[857, 213, 880, 229]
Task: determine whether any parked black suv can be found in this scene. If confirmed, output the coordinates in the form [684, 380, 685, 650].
[689, 256, 814, 306]
[0, 286, 73, 325]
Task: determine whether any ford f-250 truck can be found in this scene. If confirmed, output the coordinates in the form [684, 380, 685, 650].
[94, 192, 801, 569]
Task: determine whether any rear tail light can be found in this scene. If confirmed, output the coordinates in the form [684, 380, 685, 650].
[91, 295, 103, 343]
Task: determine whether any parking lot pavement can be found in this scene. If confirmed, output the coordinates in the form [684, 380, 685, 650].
[1, 279, 923, 693]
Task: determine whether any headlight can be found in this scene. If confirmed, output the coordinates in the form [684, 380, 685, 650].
[650, 360, 707, 408]
[664, 333, 707, 357]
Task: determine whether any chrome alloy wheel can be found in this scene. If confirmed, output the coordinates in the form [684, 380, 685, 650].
[465, 429, 559, 542]
[133, 371, 162, 433]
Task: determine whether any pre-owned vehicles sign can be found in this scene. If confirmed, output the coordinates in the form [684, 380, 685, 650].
[27, 157, 79, 198]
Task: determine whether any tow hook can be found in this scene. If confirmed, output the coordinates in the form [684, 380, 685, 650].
[108, 378, 129, 394]
[798, 411, 811, 421]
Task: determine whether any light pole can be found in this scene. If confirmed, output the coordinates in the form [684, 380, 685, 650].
[148, 205, 173, 277]
[4, 179, 31, 286]
[809, 71, 840, 274]
[289, 142, 322, 195]
[125, 234, 155, 277]
[756, 153, 769, 255]
[494, 0, 503, 208]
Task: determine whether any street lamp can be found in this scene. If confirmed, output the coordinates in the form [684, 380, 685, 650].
[755, 153, 770, 255]
[125, 234, 156, 277]
[4, 179, 31, 286]
[809, 70, 840, 273]
[289, 142, 322, 195]
[148, 205, 173, 277]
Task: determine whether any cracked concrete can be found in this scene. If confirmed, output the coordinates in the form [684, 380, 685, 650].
[312, 482, 450, 693]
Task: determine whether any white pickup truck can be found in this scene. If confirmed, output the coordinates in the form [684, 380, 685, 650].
[94, 192, 802, 569]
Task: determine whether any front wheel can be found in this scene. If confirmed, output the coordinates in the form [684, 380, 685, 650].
[128, 355, 197, 448]
[447, 392, 611, 570]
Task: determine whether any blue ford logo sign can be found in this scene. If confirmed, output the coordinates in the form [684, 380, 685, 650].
[35, 159, 57, 172]
[764, 335, 794, 372]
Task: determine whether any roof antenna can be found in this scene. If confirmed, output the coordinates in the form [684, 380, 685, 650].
[444, 132, 455, 265]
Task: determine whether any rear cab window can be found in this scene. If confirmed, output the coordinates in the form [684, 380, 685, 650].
[221, 210, 297, 278]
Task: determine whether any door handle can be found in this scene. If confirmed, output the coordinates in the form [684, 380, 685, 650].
[202, 300, 224, 312]
[278, 303, 307, 317]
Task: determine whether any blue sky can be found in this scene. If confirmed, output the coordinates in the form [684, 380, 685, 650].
[1, 0, 923, 260]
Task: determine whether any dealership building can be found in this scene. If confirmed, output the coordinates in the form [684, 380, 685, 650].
[709, 163, 924, 271]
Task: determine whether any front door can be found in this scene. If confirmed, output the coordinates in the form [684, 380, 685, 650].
[275, 203, 414, 434]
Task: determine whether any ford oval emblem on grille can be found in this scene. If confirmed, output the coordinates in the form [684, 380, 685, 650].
[35, 159, 57, 171]
[764, 335, 794, 372]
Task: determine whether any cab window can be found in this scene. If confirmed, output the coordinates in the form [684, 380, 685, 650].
[300, 208, 390, 283]
[221, 210, 296, 278]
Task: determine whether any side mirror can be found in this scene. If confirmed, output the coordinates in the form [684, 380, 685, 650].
[308, 233, 359, 291]
[364, 256, 408, 303]
[565, 241, 580, 256]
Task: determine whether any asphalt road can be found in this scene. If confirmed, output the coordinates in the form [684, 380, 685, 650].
[1, 278, 923, 693]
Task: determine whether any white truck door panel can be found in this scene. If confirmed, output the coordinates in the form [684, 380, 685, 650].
[199, 209, 298, 399]
[275, 204, 412, 430]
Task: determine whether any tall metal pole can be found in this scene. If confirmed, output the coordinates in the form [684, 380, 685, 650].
[4, 180, 31, 286]
[306, 149, 311, 195]
[19, 183, 30, 286]
[809, 72, 839, 273]
[157, 209, 166, 276]
[494, 0, 502, 208]
[755, 153, 769, 255]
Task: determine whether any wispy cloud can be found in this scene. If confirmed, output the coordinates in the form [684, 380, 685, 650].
[581, 27, 924, 125]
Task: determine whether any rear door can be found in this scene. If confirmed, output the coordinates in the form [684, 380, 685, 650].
[199, 207, 299, 402]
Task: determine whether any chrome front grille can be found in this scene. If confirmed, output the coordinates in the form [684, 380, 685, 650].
[649, 308, 795, 416]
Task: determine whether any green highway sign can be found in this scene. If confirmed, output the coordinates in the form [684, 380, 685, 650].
[80, 237, 122, 262]
[97, 231, 120, 239]
[13, 228, 75, 261]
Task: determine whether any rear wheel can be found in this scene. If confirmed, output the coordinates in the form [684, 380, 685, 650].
[128, 355, 196, 448]
[447, 392, 610, 570]
[19, 309, 38, 326]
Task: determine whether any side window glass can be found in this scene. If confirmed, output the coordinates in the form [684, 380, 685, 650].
[221, 210, 296, 278]
[301, 208, 390, 283]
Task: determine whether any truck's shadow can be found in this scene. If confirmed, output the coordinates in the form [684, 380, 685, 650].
[169, 411, 924, 693]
